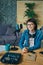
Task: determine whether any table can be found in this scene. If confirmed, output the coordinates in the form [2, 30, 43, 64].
[0, 46, 43, 65]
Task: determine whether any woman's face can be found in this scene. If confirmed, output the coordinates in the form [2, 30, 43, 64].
[27, 22, 35, 31]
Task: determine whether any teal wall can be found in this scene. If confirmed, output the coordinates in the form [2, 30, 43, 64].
[0, 0, 17, 27]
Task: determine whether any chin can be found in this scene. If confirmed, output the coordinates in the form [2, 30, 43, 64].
[27, 28, 34, 31]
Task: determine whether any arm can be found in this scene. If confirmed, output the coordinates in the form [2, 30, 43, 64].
[40, 30, 43, 40]
[28, 43, 41, 51]
[19, 31, 25, 49]
[28, 30, 43, 51]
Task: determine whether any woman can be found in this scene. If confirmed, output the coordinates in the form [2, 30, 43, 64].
[19, 18, 43, 53]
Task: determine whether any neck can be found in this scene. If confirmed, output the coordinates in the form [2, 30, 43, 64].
[29, 30, 35, 33]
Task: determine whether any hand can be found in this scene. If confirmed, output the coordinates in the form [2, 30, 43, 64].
[22, 47, 28, 53]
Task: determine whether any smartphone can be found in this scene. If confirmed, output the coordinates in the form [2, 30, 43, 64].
[29, 51, 36, 54]
[40, 51, 43, 54]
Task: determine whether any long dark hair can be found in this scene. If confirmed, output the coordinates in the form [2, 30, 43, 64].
[26, 18, 37, 30]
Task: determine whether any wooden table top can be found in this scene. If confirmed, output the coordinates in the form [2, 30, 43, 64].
[0, 46, 43, 65]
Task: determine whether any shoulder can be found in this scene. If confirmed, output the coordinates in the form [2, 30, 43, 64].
[36, 29, 43, 35]
[22, 29, 28, 34]
[21, 29, 28, 36]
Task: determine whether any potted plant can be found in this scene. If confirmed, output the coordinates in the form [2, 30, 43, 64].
[24, 3, 38, 24]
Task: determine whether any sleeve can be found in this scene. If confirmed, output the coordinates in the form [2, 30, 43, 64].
[28, 30, 43, 51]
[40, 30, 43, 40]
[39, 30, 43, 40]
[28, 43, 41, 51]
[19, 31, 25, 49]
